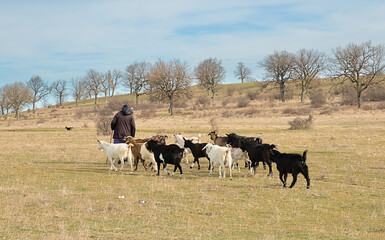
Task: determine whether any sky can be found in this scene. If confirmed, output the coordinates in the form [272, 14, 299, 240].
[1, 0, 385, 104]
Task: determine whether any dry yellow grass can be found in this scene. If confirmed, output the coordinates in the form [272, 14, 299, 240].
[0, 94, 384, 239]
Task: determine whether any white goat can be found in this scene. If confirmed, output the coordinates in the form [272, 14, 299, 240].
[97, 140, 133, 172]
[140, 142, 158, 172]
[202, 143, 232, 179]
[173, 133, 201, 164]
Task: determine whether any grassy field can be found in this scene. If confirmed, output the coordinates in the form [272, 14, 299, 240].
[0, 83, 384, 239]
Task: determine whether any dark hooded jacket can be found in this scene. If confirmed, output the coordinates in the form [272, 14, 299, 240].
[111, 105, 136, 139]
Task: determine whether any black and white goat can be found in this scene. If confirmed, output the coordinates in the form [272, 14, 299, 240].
[145, 140, 185, 177]
[271, 149, 310, 189]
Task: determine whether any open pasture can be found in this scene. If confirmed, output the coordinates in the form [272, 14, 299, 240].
[0, 109, 384, 239]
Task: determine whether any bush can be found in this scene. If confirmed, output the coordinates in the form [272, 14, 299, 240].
[246, 91, 259, 100]
[196, 95, 211, 106]
[363, 87, 385, 102]
[309, 88, 326, 107]
[106, 98, 135, 113]
[227, 86, 237, 96]
[288, 115, 313, 130]
[236, 98, 250, 108]
[96, 115, 112, 136]
[340, 87, 357, 106]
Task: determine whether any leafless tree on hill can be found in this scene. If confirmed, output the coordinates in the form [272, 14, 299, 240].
[85, 69, 102, 105]
[195, 58, 225, 99]
[109, 69, 121, 97]
[0, 86, 11, 115]
[330, 40, 385, 108]
[51, 80, 67, 106]
[2, 82, 32, 120]
[27, 75, 51, 112]
[149, 59, 191, 115]
[260, 51, 295, 102]
[293, 49, 327, 103]
[123, 61, 151, 104]
[234, 61, 252, 83]
[70, 77, 87, 107]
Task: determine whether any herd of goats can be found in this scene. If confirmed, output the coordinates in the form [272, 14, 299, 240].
[97, 130, 310, 189]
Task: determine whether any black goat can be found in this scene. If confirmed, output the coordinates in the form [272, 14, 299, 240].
[145, 140, 185, 177]
[271, 149, 310, 189]
[183, 138, 210, 170]
[226, 133, 264, 169]
[65, 126, 73, 131]
[239, 139, 275, 176]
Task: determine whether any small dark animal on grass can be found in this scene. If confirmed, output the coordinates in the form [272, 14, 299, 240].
[145, 140, 185, 177]
[271, 149, 310, 189]
[65, 127, 73, 131]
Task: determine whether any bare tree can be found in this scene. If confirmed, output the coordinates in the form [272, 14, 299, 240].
[293, 49, 327, 103]
[85, 69, 102, 105]
[195, 58, 225, 99]
[99, 72, 109, 102]
[51, 80, 67, 106]
[260, 51, 295, 102]
[123, 65, 135, 95]
[27, 75, 51, 111]
[70, 77, 87, 107]
[331, 41, 385, 108]
[149, 59, 191, 115]
[234, 62, 252, 83]
[2, 82, 32, 120]
[109, 69, 121, 97]
[0, 87, 10, 115]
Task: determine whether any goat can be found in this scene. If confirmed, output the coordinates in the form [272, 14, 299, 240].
[239, 139, 275, 176]
[271, 149, 310, 189]
[97, 140, 133, 172]
[124, 136, 167, 171]
[65, 126, 73, 131]
[208, 130, 228, 146]
[183, 138, 210, 170]
[202, 143, 232, 179]
[230, 147, 250, 173]
[145, 140, 185, 177]
[226, 133, 263, 169]
[173, 133, 201, 164]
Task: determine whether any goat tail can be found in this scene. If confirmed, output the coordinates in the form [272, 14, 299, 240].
[302, 150, 308, 162]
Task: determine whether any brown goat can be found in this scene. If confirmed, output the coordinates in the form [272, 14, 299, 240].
[208, 130, 228, 146]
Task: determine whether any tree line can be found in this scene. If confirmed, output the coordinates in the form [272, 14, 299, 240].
[1, 40, 384, 119]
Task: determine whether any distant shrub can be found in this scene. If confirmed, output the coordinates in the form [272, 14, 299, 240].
[246, 91, 259, 100]
[227, 86, 237, 96]
[222, 111, 234, 118]
[341, 87, 357, 106]
[196, 95, 211, 106]
[96, 115, 111, 136]
[319, 107, 339, 115]
[236, 98, 250, 108]
[363, 87, 385, 102]
[309, 88, 326, 107]
[288, 115, 313, 130]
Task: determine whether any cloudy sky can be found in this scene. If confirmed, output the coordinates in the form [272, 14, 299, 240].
[1, 0, 385, 97]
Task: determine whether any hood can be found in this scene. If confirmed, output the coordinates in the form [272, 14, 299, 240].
[121, 105, 133, 115]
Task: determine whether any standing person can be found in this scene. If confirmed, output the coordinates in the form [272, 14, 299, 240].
[111, 105, 136, 143]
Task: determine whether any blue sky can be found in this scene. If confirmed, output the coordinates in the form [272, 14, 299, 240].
[1, 0, 385, 103]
